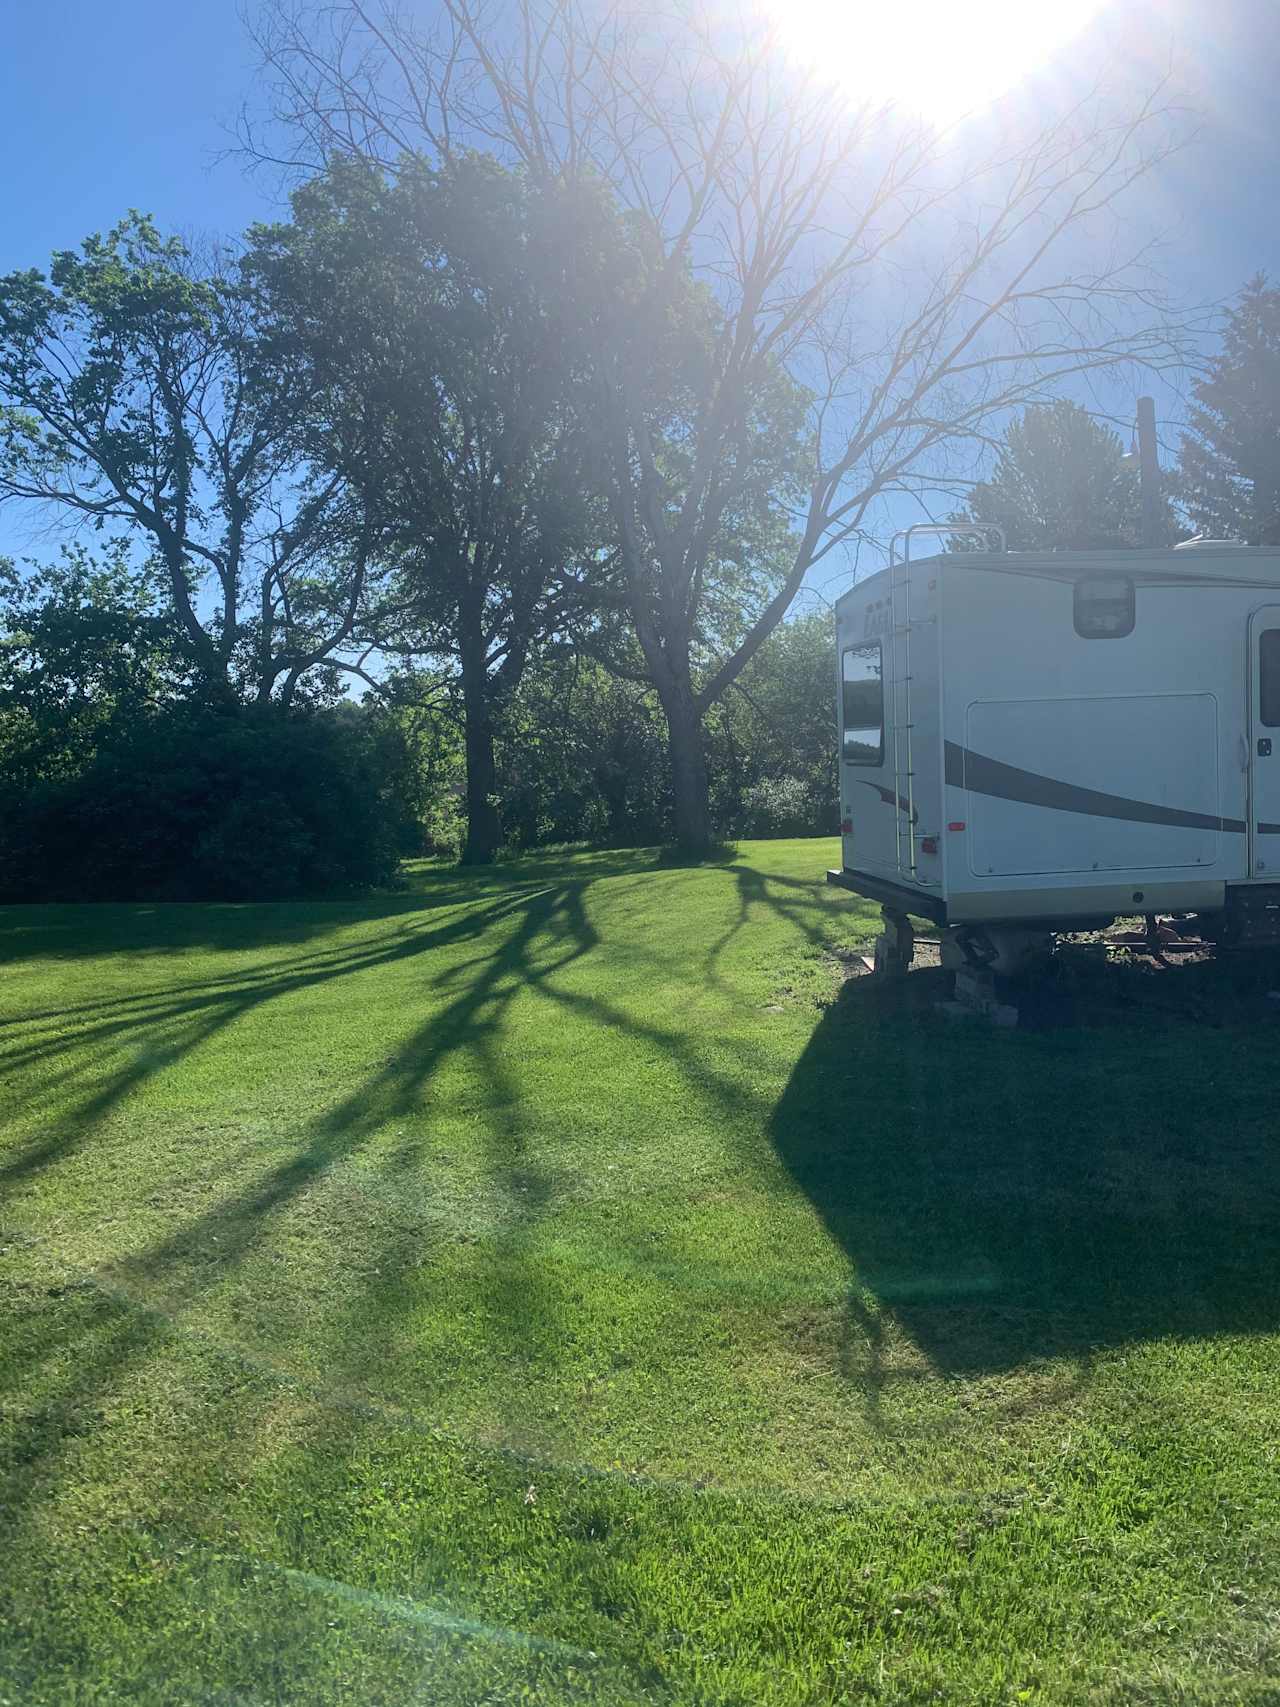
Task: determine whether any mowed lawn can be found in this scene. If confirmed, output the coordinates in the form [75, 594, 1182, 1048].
[4, 840, 1280, 1705]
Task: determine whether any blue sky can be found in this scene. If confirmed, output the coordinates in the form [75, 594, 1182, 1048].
[1098, 0, 1279, 296]
[1, 0, 1277, 575]
[0, 3, 268, 271]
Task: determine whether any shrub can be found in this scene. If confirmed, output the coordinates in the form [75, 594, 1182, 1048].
[0, 707, 410, 902]
[736, 775, 818, 839]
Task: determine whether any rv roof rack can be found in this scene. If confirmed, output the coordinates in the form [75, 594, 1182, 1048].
[889, 522, 1006, 565]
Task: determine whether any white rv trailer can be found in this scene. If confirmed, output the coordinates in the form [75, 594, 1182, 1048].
[827, 536, 1280, 953]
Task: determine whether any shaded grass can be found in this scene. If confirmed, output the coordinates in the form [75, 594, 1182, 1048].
[3, 839, 1280, 1703]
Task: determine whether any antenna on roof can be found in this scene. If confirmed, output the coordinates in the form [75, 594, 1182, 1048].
[1121, 397, 1162, 546]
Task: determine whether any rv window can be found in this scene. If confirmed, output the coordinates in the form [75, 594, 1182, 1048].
[1074, 575, 1135, 639]
[841, 642, 883, 765]
[1260, 629, 1280, 726]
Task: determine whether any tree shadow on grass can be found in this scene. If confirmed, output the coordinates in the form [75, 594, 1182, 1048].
[697, 862, 876, 1006]
[0, 848, 668, 969]
[0, 874, 612, 1553]
[79, 877, 599, 1273]
[0, 850, 810, 1637]
[0, 873, 635, 1552]
[0, 872, 631, 1193]
[1, 849, 778, 1328]
[2, 851, 844, 1535]
[769, 967, 1280, 1381]
[0, 851, 869, 1694]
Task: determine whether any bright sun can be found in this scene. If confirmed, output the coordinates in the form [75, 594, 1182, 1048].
[769, 0, 1106, 123]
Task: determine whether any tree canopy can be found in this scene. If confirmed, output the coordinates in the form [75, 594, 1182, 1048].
[0, 216, 380, 704]
[0, 544, 191, 790]
[955, 399, 1178, 551]
[1179, 277, 1280, 545]
[244, 153, 612, 860]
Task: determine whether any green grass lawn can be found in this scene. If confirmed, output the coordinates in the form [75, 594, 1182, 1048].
[4, 838, 1280, 1704]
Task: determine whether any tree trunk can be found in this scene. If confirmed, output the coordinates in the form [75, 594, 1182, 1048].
[457, 596, 503, 865]
[460, 682, 502, 865]
[660, 679, 713, 855]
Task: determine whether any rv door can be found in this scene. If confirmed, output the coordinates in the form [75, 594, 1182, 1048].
[1250, 608, 1280, 877]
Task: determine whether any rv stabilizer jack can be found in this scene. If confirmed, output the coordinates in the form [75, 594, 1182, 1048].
[872, 908, 915, 978]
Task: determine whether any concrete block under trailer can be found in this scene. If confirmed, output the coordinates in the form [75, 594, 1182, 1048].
[827, 543, 1280, 963]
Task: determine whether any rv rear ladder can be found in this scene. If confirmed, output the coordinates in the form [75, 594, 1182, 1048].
[884, 523, 1005, 887]
[887, 552, 917, 879]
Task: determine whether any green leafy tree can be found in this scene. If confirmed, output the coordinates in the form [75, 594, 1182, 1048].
[498, 652, 671, 850]
[0, 544, 194, 789]
[0, 545, 421, 901]
[245, 156, 606, 863]
[366, 684, 467, 859]
[1179, 277, 1280, 545]
[476, 611, 837, 852]
[0, 216, 380, 704]
[707, 610, 837, 837]
[955, 400, 1176, 550]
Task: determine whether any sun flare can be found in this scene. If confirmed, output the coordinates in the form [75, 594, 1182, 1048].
[769, 0, 1106, 123]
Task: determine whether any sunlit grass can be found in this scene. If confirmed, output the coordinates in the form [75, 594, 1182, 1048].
[3, 839, 1280, 1702]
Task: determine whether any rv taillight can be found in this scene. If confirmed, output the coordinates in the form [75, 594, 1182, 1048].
[920, 836, 938, 855]
[947, 821, 966, 832]
[840, 818, 853, 834]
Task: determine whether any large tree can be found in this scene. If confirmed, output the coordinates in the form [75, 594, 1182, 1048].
[0, 543, 193, 789]
[0, 216, 380, 705]
[251, 0, 1195, 850]
[955, 399, 1177, 550]
[1179, 277, 1280, 545]
[245, 154, 606, 862]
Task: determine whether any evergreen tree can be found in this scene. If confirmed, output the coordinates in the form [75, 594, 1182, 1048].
[1179, 277, 1280, 545]
[956, 399, 1175, 550]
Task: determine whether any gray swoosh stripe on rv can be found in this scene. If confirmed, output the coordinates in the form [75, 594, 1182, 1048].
[859, 780, 918, 823]
[943, 741, 1247, 834]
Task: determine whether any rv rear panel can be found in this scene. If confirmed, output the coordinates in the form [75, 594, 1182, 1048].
[835, 546, 1280, 929]
[961, 692, 1221, 876]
